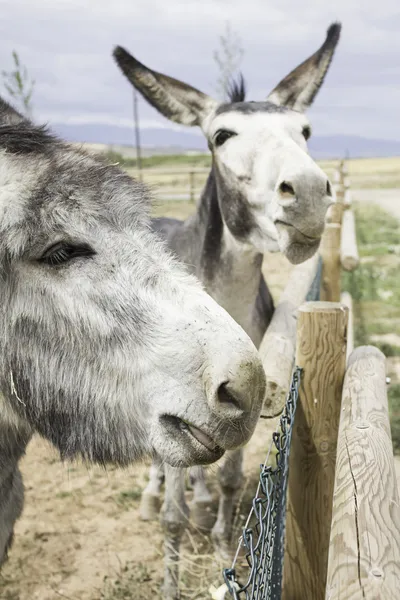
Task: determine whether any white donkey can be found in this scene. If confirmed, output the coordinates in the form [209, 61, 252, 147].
[0, 97, 267, 566]
[114, 22, 340, 597]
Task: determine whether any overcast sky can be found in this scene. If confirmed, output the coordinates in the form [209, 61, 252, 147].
[1, 0, 400, 141]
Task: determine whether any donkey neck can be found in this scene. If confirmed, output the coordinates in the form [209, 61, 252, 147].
[191, 165, 264, 340]
[0, 421, 30, 566]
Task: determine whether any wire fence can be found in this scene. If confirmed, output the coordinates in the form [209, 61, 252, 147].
[221, 257, 321, 600]
[223, 366, 302, 600]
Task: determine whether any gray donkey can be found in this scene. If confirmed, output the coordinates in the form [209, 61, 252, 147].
[0, 97, 267, 566]
[114, 21, 340, 596]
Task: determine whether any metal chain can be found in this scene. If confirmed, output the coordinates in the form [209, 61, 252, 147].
[222, 366, 302, 600]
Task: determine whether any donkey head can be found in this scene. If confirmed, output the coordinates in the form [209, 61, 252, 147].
[0, 98, 266, 468]
[114, 23, 341, 264]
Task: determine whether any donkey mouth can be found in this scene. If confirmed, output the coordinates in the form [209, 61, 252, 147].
[274, 220, 321, 264]
[161, 415, 224, 457]
[274, 220, 321, 243]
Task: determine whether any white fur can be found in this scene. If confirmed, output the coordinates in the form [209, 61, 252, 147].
[203, 110, 332, 259]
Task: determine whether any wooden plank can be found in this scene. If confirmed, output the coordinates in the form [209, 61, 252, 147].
[340, 209, 360, 271]
[259, 253, 320, 417]
[320, 223, 342, 302]
[283, 301, 348, 600]
[340, 292, 354, 360]
[343, 188, 352, 209]
[326, 346, 400, 600]
[334, 184, 345, 208]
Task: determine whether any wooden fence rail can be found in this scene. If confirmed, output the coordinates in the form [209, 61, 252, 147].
[127, 167, 210, 202]
[326, 346, 400, 599]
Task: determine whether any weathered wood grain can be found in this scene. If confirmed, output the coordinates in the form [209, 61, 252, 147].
[282, 302, 349, 600]
[320, 224, 342, 302]
[340, 209, 359, 272]
[325, 346, 400, 600]
[340, 292, 354, 360]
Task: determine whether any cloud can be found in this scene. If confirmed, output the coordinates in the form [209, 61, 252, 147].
[1, 0, 399, 141]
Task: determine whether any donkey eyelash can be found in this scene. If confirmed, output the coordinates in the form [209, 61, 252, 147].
[39, 242, 96, 267]
[213, 130, 237, 147]
[302, 126, 312, 140]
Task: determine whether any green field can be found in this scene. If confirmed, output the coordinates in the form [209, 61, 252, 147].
[342, 202, 400, 451]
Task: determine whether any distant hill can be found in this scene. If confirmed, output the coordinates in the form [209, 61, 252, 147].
[308, 135, 400, 159]
[52, 122, 400, 160]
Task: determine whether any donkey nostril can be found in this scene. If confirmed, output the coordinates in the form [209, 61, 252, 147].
[217, 381, 242, 411]
[279, 181, 295, 196]
[326, 180, 332, 197]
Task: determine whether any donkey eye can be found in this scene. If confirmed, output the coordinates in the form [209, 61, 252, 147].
[302, 126, 311, 141]
[39, 242, 95, 267]
[214, 130, 236, 147]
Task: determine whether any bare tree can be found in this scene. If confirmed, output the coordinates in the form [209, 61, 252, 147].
[213, 22, 244, 101]
[2, 51, 35, 118]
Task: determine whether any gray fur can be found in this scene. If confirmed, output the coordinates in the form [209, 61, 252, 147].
[0, 98, 267, 566]
[215, 101, 289, 116]
[268, 23, 342, 111]
[115, 22, 341, 593]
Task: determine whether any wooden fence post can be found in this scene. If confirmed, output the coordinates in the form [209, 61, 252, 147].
[326, 346, 400, 600]
[320, 170, 346, 302]
[343, 188, 352, 209]
[340, 291, 354, 360]
[320, 223, 342, 302]
[282, 301, 348, 600]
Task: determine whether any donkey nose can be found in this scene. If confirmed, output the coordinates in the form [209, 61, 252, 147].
[279, 180, 296, 197]
[277, 173, 333, 209]
[206, 356, 266, 417]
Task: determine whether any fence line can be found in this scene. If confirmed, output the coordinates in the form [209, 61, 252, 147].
[221, 159, 400, 600]
[127, 168, 210, 202]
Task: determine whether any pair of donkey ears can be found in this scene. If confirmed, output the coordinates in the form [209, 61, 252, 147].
[113, 22, 341, 128]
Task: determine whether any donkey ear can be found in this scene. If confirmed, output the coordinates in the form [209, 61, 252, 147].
[113, 46, 218, 127]
[267, 22, 341, 112]
[0, 97, 26, 125]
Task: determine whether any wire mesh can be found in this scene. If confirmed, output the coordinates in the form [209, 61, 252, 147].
[222, 254, 321, 600]
[222, 366, 302, 600]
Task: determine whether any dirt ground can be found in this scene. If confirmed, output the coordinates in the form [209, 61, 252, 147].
[1, 182, 400, 600]
[0, 411, 281, 600]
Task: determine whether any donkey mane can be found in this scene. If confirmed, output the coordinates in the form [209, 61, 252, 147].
[0, 123, 59, 155]
[0, 97, 60, 155]
[227, 73, 246, 103]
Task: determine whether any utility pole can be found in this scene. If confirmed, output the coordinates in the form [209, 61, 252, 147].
[133, 89, 143, 182]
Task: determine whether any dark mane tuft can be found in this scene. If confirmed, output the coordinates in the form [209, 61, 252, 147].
[0, 122, 60, 156]
[227, 73, 246, 103]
